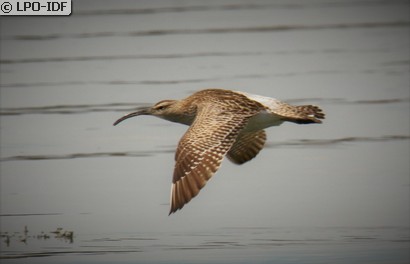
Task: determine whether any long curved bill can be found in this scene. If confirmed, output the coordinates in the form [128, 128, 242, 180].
[113, 107, 150, 126]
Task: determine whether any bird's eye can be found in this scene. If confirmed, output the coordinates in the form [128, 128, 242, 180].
[156, 105, 165, 110]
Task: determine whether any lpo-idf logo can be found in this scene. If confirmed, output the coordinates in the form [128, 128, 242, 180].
[1, 0, 71, 15]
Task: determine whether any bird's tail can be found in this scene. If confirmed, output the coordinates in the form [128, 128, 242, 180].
[295, 105, 325, 124]
[279, 104, 325, 124]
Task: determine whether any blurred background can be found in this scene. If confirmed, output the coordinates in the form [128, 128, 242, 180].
[1, 0, 409, 263]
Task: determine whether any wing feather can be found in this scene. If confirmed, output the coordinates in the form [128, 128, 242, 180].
[169, 104, 253, 214]
[227, 130, 267, 165]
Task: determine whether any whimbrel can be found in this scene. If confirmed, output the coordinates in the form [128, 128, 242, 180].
[114, 88, 325, 214]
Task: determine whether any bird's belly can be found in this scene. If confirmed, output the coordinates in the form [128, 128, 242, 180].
[243, 111, 283, 132]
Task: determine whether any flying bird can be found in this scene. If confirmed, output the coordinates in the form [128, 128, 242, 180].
[114, 88, 325, 214]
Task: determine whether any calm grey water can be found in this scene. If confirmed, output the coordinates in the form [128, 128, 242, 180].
[1, 0, 409, 263]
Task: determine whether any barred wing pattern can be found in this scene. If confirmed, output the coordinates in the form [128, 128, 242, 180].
[226, 130, 267, 165]
[170, 104, 255, 214]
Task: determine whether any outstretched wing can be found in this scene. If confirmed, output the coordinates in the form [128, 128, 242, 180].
[169, 103, 252, 214]
[227, 130, 267, 165]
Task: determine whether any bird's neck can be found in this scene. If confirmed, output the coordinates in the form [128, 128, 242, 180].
[159, 100, 197, 125]
[159, 114, 195, 125]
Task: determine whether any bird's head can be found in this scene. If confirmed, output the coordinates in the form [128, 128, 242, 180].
[113, 100, 194, 126]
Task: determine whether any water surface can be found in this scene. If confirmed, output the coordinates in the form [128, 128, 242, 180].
[1, 0, 409, 263]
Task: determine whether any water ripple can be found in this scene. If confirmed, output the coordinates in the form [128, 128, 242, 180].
[286, 97, 410, 105]
[1, 65, 408, 88]
[0, 51, 261, 64]
[0, 151, 157, 162]
[0, 103, 141, 116]
[0, 98, 408, 116]
[1, 136, 408, 162]
[1, 249, 141, 259]
[5, 21, 409, 41]
[74, 1, 408, 16]
[1, 48, 398, 65]
[266, 135, 410, 148]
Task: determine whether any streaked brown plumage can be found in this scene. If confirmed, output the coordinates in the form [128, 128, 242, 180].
[114, 88, 325, 214]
